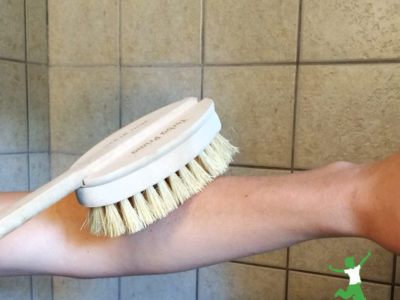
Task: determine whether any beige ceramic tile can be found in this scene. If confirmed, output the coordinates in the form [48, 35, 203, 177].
[288, 271, 391, 300]
[204, 66, 295, 167]
[48, 0, 118, 65]
[51, 153, 80, 178]
[395, 286, 400, 300]
[301, 0, 400, 61]
[205, 0, 298, 63]
[28, 64, 49, 152]
[121, 0, 201, 65]
[0, 61, 27, 153]
[199, 262, 286, 300]
[295, 64, 400, 169]
[289, 237, 393, 283]
[26, 0, 48, 63]
[0, 154, 29, 191]
[29, 152, 50, 190]
[49, 66, 119, 154]
[32, 276, 52, 300]
[121, 67, 201, 125]
[0, 0, 25, 60]
[121, 270, 196, 300]
[0, 276, 31, 300]
[227, 167, 289, 268]
[396, 256, 400, 284]
[53, 277, 118, 300]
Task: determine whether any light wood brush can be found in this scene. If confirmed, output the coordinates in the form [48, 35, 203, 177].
[0, 98, 238, 238]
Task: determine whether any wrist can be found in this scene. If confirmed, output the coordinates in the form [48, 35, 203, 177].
[309, 161, 366, 239]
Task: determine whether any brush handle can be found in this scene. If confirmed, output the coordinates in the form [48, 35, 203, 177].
[0, 170, 84, 239]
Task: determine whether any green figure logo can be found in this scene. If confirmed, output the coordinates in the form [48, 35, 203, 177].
[329, 252, 371, 300]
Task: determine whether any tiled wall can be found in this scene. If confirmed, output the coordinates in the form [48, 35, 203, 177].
[0, 0, 51, 299]
[1, 0, 400, 299]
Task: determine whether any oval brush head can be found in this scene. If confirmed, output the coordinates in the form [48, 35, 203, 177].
[0, 97, 237, 239]
[74, 98, 238, 237]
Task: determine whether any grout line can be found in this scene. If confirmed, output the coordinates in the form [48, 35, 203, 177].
[30, 275, 33, 300]
[285, 248, 290, 300]
[301, 59, 400, 65]
[287, 0, 302, 298]
[45, 0, 52, 181]
[197, 3, 205, 299]
[39, 59, 400, 69]
[45, 0, 49, 67]
[51, 276, 54, 300]
[0, 151, 57, 156]
[205, 61, 296, 67]
[290, 268, 392, 286]
[118, 277, 121, 300]
[44, 151, 84, 156]
[232, 260, 287, 270]
[0, 57, 27, 64]
[200, 0, 205, 100]
[0, 57, 47, 66]
[391, 254, 397, 300]
[229, 163, 308, 172]
[290, 0, 303, 172]
[49, 64, 119, 68]
[196, 268, 199, 300]
[232, 261, 393, 286]
[118, 0, 122, 129]
[23, 0, 31, 193]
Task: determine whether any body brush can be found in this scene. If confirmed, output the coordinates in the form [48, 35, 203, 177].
[0, 97, 238, 238]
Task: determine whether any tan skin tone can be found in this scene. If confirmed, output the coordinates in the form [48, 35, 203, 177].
[0, 152, 399, 278]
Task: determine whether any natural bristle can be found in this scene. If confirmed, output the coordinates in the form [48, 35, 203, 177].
[87, 206, 106, 236]
[86, 133, 238, 237]
[104, 204, 126, 238]
[120, 199, 144, 233]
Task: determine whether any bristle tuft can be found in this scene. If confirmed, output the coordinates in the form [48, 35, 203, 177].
[133, 192, 156, 225]
[120, 198, 144, 233]
[178, 165, 202, 194]
[87, 207, 106, 236]
[168, 173, 190, 204]
[145, 186, 167, 219]
[211, 134, 239, 164]
[188, 159, 213, 187]
[198, 147, 224, 177]
[157, 180, 178, 211]
[104, 204, 126, 238]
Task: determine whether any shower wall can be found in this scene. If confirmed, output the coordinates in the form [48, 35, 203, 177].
[0, 0, 50, 298]
[1, 0, 400, 299]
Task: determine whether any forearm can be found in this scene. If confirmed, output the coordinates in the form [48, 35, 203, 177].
[0, 162, 363, 278]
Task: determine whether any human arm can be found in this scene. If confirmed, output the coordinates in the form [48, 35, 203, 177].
[328, 265, 345, 273]
[0, 153, 400, 278]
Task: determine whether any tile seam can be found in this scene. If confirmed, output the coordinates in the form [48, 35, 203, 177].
[287, 0, 303, 297]
[197, 1, 205, 299]
[391, 254, 397, 300]
[23, 1, 34, 299]
[118, 0, 122, 130]
[289, 268, 393, 286]
[229, 163, 308, 171]
[4, 60, 400, 68]
[23, 0, 31, 193]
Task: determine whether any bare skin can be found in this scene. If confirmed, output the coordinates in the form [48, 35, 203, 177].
[0, 152, 399, 278]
